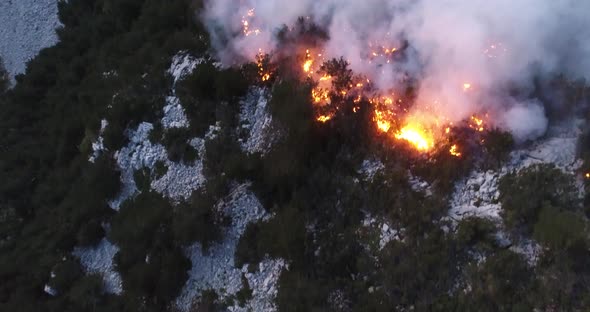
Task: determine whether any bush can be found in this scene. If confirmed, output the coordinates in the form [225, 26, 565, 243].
[499, 164, 579, 233]
[319, 58, 353, 93]
[162, 128, 198, 163]
[66, 274, 107, 311]
[76, 219, 105, 247]
[48, 259, 83, 294]
[172, 191, 221, 249]
[235, 276, 253, 307]
[176, 62, 247, 136]
[458, 250, 533, 311]
[189, 289, 223, 312]
[235, 203, 306, 269]
[110, 190, 191, 308]
[0, 56, 8, 92]
[456, 217, 497, 250]
[533, 204, 586, 250]
[483, 129, 514, 168]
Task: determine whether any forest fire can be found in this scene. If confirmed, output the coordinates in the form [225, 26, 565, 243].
[394, 124, 434, 152]
[374, 110, 392, 133]
[208, 0, 590, 161]
[303, 49, 313, 73]
[243, 11, 488, 156]
[449, 144, 462, 157]
[469, 115, 486, 132]
[251, 49, 490, 156]
[256, 53, 271, 82]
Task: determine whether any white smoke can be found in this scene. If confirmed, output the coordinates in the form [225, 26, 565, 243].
[500, 99, 548, 143]
[201, 0, 590, 141]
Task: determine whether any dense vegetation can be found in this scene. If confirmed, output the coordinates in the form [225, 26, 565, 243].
[0, 0, 209, 310]
[1, 1, 590, 311]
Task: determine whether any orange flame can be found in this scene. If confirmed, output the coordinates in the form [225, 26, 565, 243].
[303, 49, 313, 73]
[312, 87, 330, 104]
[303, 59, 313, 73]
[317, 115, 332, 123]
[470, 116, 485, 132]
[256, 53, 271, 82]
[395, 124, 434, 152]
[374, 110, 392, 133]
[450, 144, 462, 157]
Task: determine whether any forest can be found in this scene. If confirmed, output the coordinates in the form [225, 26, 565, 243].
[1, 0, 590, 311]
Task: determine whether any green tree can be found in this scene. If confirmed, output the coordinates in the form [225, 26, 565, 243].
[0, 56, 8, 92]
[499, 164, 579, 233]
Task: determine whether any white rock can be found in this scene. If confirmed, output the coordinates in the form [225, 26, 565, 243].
[358, 159, 385, 181]
[89, 119, 109, 163]
[72, 238, 123, 295]
[168, 52, 203, 85]
[175, 183, 285, 312]
[238, 88, 277, 154]
[448, 119, 584, 266]
[161, 96, 189, 129]
[0, 0, 61, 83]
[44, 284, 58, 297]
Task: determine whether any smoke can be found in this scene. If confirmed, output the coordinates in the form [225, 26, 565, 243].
[201, 0, 590, 141]
[500, 100, 548, 143]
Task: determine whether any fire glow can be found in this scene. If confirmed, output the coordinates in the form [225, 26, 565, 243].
[243, 10, 488, 156]
[253, 48, 490, 155]
[394, 124, 434, 152]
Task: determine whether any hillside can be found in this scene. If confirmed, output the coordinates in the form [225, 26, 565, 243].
[1, 1, 590, 312]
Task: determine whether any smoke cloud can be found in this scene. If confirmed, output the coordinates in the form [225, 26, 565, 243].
[201, 0, 590, 141]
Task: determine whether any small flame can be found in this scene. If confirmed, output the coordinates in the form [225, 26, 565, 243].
[303, 49, 313, 73]
[242, 9, 261, 37]
[303, 59, 313, 73]
[450, 144, 462, 157]
[312, 87, 330, 104]
[470, 116, 485, 132]
[585, 172, 590, 179]
[463, 83, 472, 91]
[374, 110, 392, 133]
[317, 115, 332, 123]
[256, 53, 272, 82]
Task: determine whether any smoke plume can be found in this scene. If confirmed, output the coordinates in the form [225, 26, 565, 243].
[201, 0, 590, 142]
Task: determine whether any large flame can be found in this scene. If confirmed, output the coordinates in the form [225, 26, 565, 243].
[248, 34, 488, 156]
[394, 123, 434, 151]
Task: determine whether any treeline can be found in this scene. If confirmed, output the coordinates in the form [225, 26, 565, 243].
[2, 0, 590, 310]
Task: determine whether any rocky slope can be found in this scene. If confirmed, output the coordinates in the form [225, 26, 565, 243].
[0, 0, 60, 82]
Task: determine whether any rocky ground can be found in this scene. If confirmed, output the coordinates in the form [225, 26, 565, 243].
[0, 0, 60, 82]
[448, 118, 585, 264]
[75, 52, 287, 311]
[176, 183, 286, 311]
[72, 237, 123, 295]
